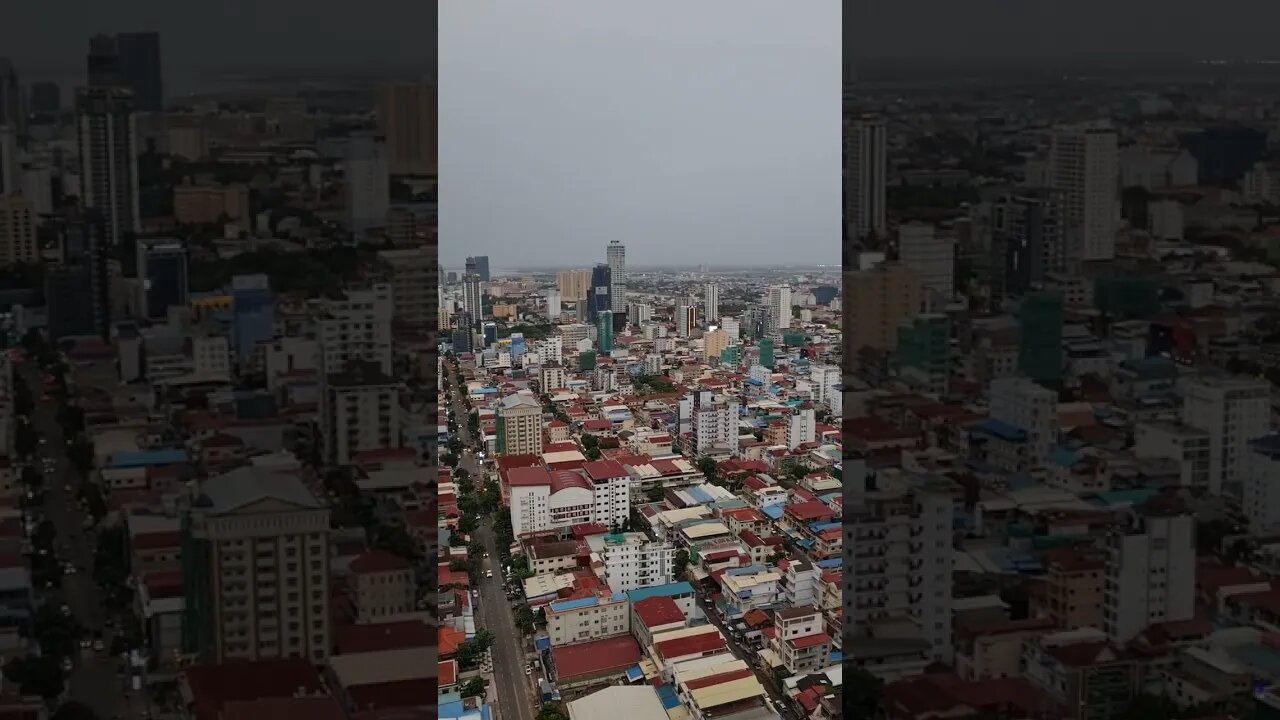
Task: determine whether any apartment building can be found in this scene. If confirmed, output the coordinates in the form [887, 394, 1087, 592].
[1103, 508, 1195, 645]
[322, 360, 401, 467]
[546, 591, 629, 647]
[597, 534, 676, 593]
[375, 247, 436, 326]
[497, 394, 544, 456]
[771, 605, 832, 675]
[1181, 375, 1271, 496]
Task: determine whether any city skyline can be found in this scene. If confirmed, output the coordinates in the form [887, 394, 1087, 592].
[439, 0, 840, 268]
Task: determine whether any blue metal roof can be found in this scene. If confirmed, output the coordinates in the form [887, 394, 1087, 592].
[549, 596, 598, 613]
[106, 448, 188, 469]
[816, 557, 841, 569]
[761, 505, 784, 520]
[626, 582, 694, 603]
[656, 685, 682, 710]
[975, 418, 1028, 442]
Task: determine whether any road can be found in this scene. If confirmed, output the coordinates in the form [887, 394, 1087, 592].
[695, 593, 791, 715]
[21, 363, 135, 717]
[448, 361, 536, 720]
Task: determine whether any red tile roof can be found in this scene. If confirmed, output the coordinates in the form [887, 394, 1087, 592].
[582, 459, 628, 480]
[438, 660, 457, 688]
[346, 679, 438, 710]
[336, 621, 434, 654]
[684, 668, 753, 691]
[438, 627, 466, 659]
[350, 550, 412, 575]
[506, 466, 552, 487]
[654, 631, 726, 660]
[633, 597, 685, 628]
[183, 658, 324, 720]
[550, 635, 642, 681]
[220, 697, 347, 720]
[786, 632, 831, 649]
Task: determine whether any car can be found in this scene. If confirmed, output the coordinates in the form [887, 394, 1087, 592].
[64, 564, 76, 575]
[483, 552, 490, 558]
[38, 438, 47, 445]
[485, 570, 493, 578]
[79, 638, 91, 649]
[92, 639, 104, 652]
[60, 604, 70, 615]
[60, 657, 72, 673]
[525, 667, 532, 675]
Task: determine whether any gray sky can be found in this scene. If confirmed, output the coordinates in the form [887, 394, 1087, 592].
[440, 0, 840, 270]
[0, 1, 435, 83]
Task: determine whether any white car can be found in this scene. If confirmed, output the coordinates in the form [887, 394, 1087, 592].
[525, 667, 532, 675]
[64, 564, 76, 575]
[92, 639, 104, 652]
[485, 570, 493, 578]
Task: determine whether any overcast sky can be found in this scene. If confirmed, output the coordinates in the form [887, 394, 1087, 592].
[0, 1, 436, 83]
[440, 0, 840, 270]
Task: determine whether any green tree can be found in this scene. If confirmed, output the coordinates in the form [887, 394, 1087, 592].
[32, 604, 83, 660]
[3, 655, 65, 700]
[673, 549, 690, 578]
[461, 677, 487, 698]
[468, 411, 480, 435]
[66, 437, 94, 477]
[373, 524, 421, 562]
[78, 483, 107, 521]
[844, 668, 884, 720]
[696, 456, 717, 484]
[536, 706, 568, 720]
[515, 604, 536, 634]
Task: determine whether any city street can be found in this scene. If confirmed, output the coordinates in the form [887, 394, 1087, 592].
[449, 362, 535, 720]
[20, 363, 135, 717]
[695, 593, 792, 715]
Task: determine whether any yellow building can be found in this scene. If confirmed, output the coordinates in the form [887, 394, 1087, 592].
[492, 303, 517, 319]
[556, 269, 591, 301]
[703, 329, 729, 362]
[174, 185, 250, 225]
[845, 262, 922, 353]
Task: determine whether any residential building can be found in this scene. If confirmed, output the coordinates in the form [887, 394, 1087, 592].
[316, 283, 393, 376]
[321, 361, 401, 467]
[598, 535, 676, 593]
[1244, 434, 1280, 536]
[345, 132, 389, 233]
[607, 241, 626, 312]
[347, 550, 416, 624]
[1103, 507, 1195, 645]
[230, 274, 274, 367]
[557, 269, 591, 301]
[76, 86, 140, 246]
[546, 591, 629, 647]
[461, 274, 484, 323]
[1133, 421, 1212, 489]
[990, 377, 1058, 466]
[898, 222, 953, 308]
[846, 262, 921, 353]
[1182, 375, 1271, 496]
[180, 466, 331, 663]
[0, 195, 37, 264]
[767, 285, 792, 334]
[703, 282, 719, 323]
[376, 246, 436, 326]
[497, 394, 543, 457]
[1050, 122, 1119, 261]
[848, 114, 887, 240]
[136, 238, 189, 319]
[375, 82, 437, 175]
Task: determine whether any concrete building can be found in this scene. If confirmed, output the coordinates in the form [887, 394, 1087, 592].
[173, 185, 250, 225]
[898, 221, 954, 308]
[1133, 421, 1212, 489]
[344, 132, 389, 233]
[597, 534, 676, 593]
[546, 591, 629, 647]
[376, 247, 436, 326]
[317, 284, 393, 376]
[848, 114, 887, 241]
[375, 82, 437, 175]
[540, 362, 567, 393]
[461, 274, 484, 324]
[181, 466, 331, 663]
[77, 86, 140, 246]
[703, 330, 729, 363]
[322, 360, 401, 467]
[497, 394, 543, 457]
[1181, 375, 1271, 496]
[846, 262, 922, 353]
[0, 195, 37, 264]
[703, 282, 719, 324]
[347, 550, 416, 624]
[557, 269, 591, 301]
[680, 391, 734, 456]
[767, 285, 792, 335]
[676, 305, 696, 338]
[1103, 508, 1195, 645]
[607, 240, 626, 313]
[1050, 122, 1119, 262]
[1244, 434, 1280, 536]
[989, 378, 1058, 466]
[231, 274, 274, 367]
[845, 471, 956, 664]
[507, 466, 625, 538]
[771, 605, 832, 675]
[136, 238, 189, 320]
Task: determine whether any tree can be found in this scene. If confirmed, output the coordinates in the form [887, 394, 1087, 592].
[3, 656, 65, 700]
[536, 706, 568, 720]
[461, 677, 487, 699]
[66, 437, 94, 477]
[468, 411, 480, 435]
[78, 483, 107, 521]
[696, 456, 717, 484]
[844, 668, 884, 720]
[15, 421, 36, 458]
[515, 605, 536, 635]
[673, 549, 690, 578]
[373, 524, 421, 562]
[32, 604, 83, 660]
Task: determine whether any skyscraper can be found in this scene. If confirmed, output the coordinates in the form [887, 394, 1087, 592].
[375, 82, 437, 175]
[704, 282, 720, 324]
[597, 311, 614, 353]
[115, 32, 163, 112]
[86, 35, 124, 88]
[606, 241, 626, 312]
[982, 189, 1068, 308]
[676, 304, 696, 338]
[136, 238, 189, 319]
[848, 114, 887, 241]
[1017, 292, 1064, 387]
[465, 255, 490, 282]
[767, 285, 792, 335]
[897, 222, 953, 309]
[462, 274, 484, 323]
[557, 269, 590, 300]
[76, 86, 140, 246]
[589, 264, 611, 322]
[345, 132, 389, 233]
[846, 263, 921, 353]
[45, 213, 111, 341]
[1051, 123, 1119, 262]
[0, 59, 21, 138]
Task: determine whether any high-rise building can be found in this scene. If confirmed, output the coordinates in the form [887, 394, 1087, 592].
[703, 282, 720, 324]
[496, 394, 543, 456]
[136, 238, 188, 319]
[703, 329, 728, 362]
[628, 303, 652, 326]
[846, 263, 921, 353]
[721, 316, 740, 343]
[465, 255, 490, 282]
[45, 213, 111, 341]
[375, 82, 437, 175]
[596, 311, 614, 353]
[845, 470, 956, 663]
[848, 114, 887, 241]
[1017, 292, 1064, 387]
[376, 247, 436, 325]
[115, 32, 163, 112]
[589, 264, 611, 322]
[86, 35, 124, 88]
[461, 274, 484, 323]
[990, 377, 1058, 465]
[676, 304, 696, 338]
[766, 285, 792, 335]
[1103, 507, 1194, 645]
[317, 284, 393, 376]
[557, 269, 590, 300]
[0, 196, 37, 264]
[786, 403, 815, 449]
[545, 291, 561, 321]
[758, 338, 775, 370]
[896, 314, 950, 396]
[0, 60, 22, 138]
[1183, 375, 1271, 496]
[600, 536, 675, 593]
[1050, 123, 1119, 262]
[681, 391, 734, 455]
[345, 132, 389, 233]
[897, 222, 953, 309]
[982, 189, 1069, 307]
[76, 86, 140, 246]
[321, 360, 402, 466]
[230, 275, 274, 367]
[180, 465, 331, 663]
[0, 125, 16, 195]
[606, 241, 626, 312]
